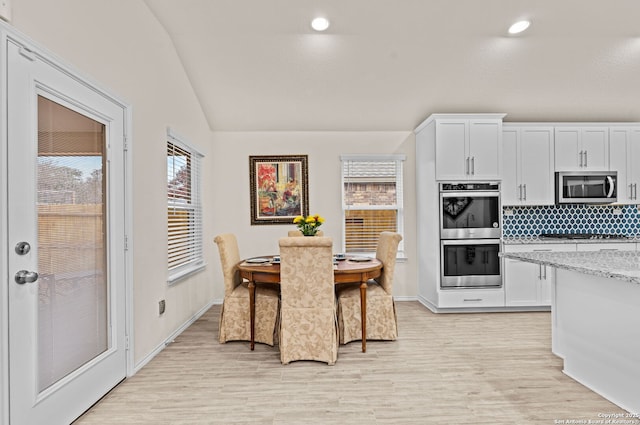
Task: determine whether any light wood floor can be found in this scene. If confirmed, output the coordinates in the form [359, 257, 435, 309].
[74, 301, 623, 425]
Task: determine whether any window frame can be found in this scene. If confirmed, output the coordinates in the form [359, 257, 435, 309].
[167, 128, 205, 284]
[340, 154, 405, 258]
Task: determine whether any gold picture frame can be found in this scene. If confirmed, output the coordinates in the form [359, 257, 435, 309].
[249, 155, 309, 225]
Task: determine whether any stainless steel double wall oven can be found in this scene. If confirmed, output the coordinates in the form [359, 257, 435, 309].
[440, 182, 502, 289]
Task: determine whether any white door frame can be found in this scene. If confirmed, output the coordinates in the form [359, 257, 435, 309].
[0, 21, 134, 425]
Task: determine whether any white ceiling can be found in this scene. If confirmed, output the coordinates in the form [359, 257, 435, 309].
[144, 0, 640, 132]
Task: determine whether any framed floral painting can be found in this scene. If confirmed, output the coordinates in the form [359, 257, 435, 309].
[249, 155, 309, 225]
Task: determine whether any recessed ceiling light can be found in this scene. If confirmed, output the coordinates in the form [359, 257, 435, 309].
[311, 17, 330, 32]
[508, 20, 530, 35]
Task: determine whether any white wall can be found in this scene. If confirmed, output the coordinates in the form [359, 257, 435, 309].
[10, 0, 215, 366]
[8, 0, 420, 373]
[209, 131, 418, 298]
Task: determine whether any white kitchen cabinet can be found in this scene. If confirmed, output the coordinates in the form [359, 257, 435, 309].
[504, 244, 575, 307]
[609, 126, 640, 203]
[576, 242, 636, 252]
[554, 126, 609, 171]
[502, 126, 555, 205]
[434, 115, 504, 180]
[437, 288, 505, 308]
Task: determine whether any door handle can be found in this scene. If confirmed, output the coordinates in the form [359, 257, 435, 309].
[15, 270, 39, 285]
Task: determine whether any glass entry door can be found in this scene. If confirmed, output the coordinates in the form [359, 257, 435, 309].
[7, 38, 128, 425]
[36, 95, 109, 392]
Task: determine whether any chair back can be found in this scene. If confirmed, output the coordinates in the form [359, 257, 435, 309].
[279, 236, 333, 308]
[213, 233, 242, 296]
[375, 232, 403, 294]
[278, 236, 337, 364]
[287, 230, 324, 237]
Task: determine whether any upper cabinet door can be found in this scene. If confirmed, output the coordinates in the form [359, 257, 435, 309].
[610, 127, 640, 203]
[629, 129, 640, 201]
[581, 128, 609, 169]
[519, 128, 555, 205]
[435, 120, 467, 180]
[501, 128, 519, 205]
[502, 126, 554, 206]
[435, 118, 502, 180]
[554, 127, 609, 171]
[469, 120, 502, 180]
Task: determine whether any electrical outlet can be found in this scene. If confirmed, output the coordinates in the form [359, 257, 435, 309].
[0, 0, 12, 22]
[503, 208, 513, 216]
[613, 207, 623, 216]
[159, 299, 166, 315]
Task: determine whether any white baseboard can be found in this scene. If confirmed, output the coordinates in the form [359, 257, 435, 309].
[417, 295, 438, 312]
[393, 296, 418, 302]
[132, 299, 218, 375]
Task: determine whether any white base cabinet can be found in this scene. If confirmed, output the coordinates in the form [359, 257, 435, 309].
[575, 243, 636, 252]
[504, 242, 637, 307]
[437, 288, 505, 309]
[504, 244, 575, 307]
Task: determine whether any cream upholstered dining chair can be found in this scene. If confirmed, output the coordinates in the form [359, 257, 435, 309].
[278, 236, 338, 365]
[214, 233, 280, 346]
[287, 230, 324, 237]
[336, 231, 403, 344]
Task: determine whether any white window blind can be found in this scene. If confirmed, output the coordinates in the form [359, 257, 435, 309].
[167, 130, 204, 283]
[341, 154, 405, 254]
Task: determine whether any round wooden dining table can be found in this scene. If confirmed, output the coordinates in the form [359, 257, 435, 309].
[236, 256, 383, 353]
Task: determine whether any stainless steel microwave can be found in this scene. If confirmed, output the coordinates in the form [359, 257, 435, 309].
[555, 171, 617, 204]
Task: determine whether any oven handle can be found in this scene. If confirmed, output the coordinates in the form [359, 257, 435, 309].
[440, 191, 500, 198]
[441, 239, 501, 246]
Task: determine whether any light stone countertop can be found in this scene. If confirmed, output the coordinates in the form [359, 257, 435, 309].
[500, 250, 640, 284]
[502, 235, 638, 245]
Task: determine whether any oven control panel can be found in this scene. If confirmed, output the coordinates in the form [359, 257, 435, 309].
[441, 182, 500, 191]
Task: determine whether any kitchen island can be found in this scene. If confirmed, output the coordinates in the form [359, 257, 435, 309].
[501, 250, 640, 414]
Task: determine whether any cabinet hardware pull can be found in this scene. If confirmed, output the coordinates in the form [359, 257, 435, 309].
[579, 150, 584, 167]
[466, 157, 469, 175]
[584, 150, 588, 167]
[630, 183, 634, 200]
[471, 157, 475, 175]
[463, 298, 482, 302]
[523, 184, 527, 200]
[543, 265, 547, 280]
[538, 264, 542, 280]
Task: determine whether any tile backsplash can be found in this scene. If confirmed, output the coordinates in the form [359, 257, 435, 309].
[502, 204, 640, 237]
